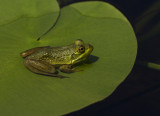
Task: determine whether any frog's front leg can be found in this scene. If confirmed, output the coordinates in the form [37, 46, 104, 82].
[24, 59, 68, 78]
[59, 65, 78, 73]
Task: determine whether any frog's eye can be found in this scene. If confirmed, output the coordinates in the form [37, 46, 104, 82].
[78, 46, 85, 53]
[75, 39, 84, 46]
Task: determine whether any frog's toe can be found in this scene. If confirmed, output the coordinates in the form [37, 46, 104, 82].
[72, 68, 83, 72]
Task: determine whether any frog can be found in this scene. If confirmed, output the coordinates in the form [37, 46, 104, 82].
[20, 39, 93, 78]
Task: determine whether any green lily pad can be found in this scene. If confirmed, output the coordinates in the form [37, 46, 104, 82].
[0, 0, 60, 39]
[0, 1, 137, 116]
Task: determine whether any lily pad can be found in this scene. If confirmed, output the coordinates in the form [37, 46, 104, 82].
[0, 1, 137, 116]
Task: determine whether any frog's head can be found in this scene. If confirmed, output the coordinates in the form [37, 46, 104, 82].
[71, 39, 93, 64]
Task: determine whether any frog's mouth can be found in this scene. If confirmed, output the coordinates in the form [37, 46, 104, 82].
[72, 44, 93, 64]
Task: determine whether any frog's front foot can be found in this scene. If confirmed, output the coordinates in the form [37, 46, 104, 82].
[24, 59, 68, 78]
[59, 65, 82, 73]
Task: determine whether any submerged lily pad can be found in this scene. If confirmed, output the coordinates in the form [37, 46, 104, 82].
[0, 1, 137, 116]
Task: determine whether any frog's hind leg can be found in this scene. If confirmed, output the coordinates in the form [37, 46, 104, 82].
[24, 59, 68, 78]
[20, 46, 50, 58]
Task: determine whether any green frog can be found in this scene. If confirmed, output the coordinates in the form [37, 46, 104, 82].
[20, 39, 93, 78]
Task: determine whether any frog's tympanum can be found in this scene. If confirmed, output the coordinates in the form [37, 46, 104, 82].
[20, 39, 93, 78]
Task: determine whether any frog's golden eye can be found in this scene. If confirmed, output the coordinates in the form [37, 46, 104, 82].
[78, 46, 85, 53]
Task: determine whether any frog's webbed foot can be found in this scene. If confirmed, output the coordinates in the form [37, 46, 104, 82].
[59, 65, 82, 73]
[24, 59, 68, 78]
[20, 46, 50, 58]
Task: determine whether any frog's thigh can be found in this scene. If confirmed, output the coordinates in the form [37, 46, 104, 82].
[21, 46, 49, 58]
[24, 59, 57, 74]
[59, 65, 75, 73]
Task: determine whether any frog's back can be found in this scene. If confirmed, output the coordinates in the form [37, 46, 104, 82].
[27, 44, 76, 65]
